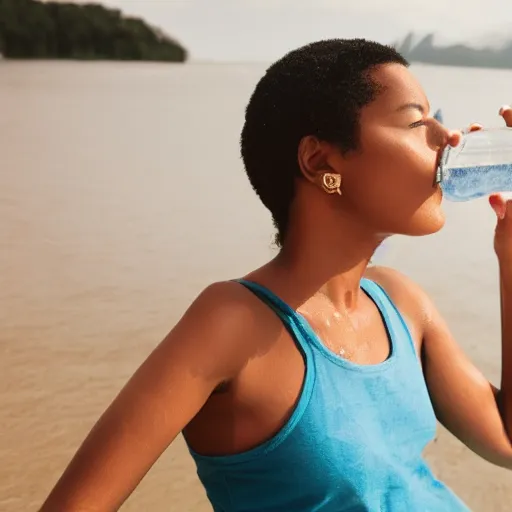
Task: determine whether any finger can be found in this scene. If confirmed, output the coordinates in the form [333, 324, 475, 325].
[506, 199, 512, 221]
[500, 105, 512, 127]
[488, 194, 512, 223]
[446, 129, 462, 147]
[489, 194, 507, 220]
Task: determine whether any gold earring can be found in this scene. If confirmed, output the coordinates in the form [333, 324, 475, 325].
[321, 173, 342, 195]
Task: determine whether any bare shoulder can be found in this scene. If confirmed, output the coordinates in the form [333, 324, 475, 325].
[365, 265, 425, 298]
[38, 280, 276, 512]
[185, 280, 263, 330]
[174, 280, 276, 365]
[364, 265, 433, 340]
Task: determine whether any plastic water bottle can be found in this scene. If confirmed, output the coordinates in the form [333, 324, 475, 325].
[436, 127, 512, 201]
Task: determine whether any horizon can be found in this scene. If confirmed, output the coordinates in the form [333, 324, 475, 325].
[41, 1, 512, 62]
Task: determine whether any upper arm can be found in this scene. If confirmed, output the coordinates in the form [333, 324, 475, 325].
[422, 296, 512, 468]
[370, 266, 512, 469]
[40, 281, 258, 512]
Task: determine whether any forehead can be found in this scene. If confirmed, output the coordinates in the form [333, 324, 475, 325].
[366, 63, 429, 113]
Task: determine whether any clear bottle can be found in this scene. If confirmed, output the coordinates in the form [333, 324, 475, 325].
[436, 127, 512, 201]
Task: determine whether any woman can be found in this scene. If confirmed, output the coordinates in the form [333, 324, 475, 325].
[41, 39, 512, 511]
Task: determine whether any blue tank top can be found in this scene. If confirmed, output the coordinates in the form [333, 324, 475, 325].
[186, 278, 470, 512]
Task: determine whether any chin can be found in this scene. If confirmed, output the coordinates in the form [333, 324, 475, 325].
[409, 189, 446, 235]
[408, 208, 446, 236]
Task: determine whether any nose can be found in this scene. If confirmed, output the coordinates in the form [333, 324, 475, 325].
[427, 118, 462, 151]
[446, 128, 462, 148]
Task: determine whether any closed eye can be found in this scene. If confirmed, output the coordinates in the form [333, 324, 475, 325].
[409, 120, 426, 128]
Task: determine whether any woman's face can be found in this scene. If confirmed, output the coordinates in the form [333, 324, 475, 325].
[339, 63, 457, 237]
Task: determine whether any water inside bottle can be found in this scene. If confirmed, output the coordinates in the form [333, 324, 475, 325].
[435, 125, 512, 201]
[440, 163, 512, 202]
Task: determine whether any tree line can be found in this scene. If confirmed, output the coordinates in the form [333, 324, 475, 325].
[0, 0, 187, 62]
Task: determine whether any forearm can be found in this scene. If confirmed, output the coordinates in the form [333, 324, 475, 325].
[498, 265, 512, 438]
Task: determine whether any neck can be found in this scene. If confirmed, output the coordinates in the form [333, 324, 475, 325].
[269, 211, 386, 311]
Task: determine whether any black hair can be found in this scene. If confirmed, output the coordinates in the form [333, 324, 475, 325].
[240, 39, 409, 246]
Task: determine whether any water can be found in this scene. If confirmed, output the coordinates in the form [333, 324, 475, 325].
[1, 61, 512, 512]
[439, 128, 512, 201]
[442, 164, 512, 201]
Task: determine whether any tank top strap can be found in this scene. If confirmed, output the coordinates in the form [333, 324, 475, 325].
[360, 278, 417, 359]
[233, 279, 315, 359]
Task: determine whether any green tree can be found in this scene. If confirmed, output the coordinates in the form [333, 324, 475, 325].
[0, 0, 187, 62]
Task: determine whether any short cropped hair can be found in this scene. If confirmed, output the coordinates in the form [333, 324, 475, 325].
[240, 39, 409, 246]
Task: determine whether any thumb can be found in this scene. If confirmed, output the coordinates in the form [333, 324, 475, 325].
[489, 194, 507, 220]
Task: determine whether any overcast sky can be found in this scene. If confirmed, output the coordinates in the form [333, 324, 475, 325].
[85, 0, 512, 61]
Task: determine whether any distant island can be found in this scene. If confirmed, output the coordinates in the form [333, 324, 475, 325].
[394, 32, 512, 69]
[0, 0, 187, 62]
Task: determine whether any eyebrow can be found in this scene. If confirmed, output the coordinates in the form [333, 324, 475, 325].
[396, 102, 427, 114]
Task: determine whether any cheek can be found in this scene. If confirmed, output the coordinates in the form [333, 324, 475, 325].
[342, 134, 441, 230]
[347, 131, 437, 197]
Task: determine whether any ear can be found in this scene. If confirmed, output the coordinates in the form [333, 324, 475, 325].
[298, 135, 337, 185]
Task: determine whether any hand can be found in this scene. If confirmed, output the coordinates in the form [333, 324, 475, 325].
[488, 106, 512, 265]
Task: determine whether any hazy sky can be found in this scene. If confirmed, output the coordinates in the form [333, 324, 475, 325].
[92, 0, 512, 61]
